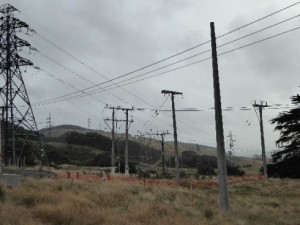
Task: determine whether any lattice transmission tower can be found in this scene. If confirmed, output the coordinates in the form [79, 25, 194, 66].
[0, 4, 45, 166]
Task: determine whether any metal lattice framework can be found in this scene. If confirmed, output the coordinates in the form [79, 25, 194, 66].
[0, 4, 44, 166]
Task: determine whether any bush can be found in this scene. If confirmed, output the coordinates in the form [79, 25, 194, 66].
[197, 166, 217, 176]
[266, 156, 300, 178]
[227, 164, 245, 176]
[0, 185, 4, 201]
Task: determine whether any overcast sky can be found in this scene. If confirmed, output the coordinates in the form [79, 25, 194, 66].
[3, 0, 300, 157]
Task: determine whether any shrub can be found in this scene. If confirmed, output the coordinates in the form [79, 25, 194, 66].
[0, 185, 4, 201]
[204, 209, 213, 219]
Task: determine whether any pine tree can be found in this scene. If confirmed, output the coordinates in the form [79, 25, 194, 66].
[270, 95, 300, 162]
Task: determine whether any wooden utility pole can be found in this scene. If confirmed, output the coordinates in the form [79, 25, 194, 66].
[160, 132, 167, 177]
[161, 90, 182, 187]
[121, 107, 134, 175]
[111, 108, 115, 173]
[210, 22, 229, 212]
[104, 106, 133, 174]
[253, 101, 268, 177]
[105, 107, 117, 174]
[143, 130, 169, 177]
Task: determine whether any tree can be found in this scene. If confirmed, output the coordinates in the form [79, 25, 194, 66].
[226, 164, 245, 176]
[270, 95, 300, 162]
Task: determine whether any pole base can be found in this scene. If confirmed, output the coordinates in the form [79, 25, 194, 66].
[125, 167, 129, 176]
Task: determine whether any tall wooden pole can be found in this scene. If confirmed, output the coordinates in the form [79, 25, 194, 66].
[125, 109, 129, 175]
[171, 94, 180, 186]
[105, 106, 133, 175]
[161, 134, 166, 177]
[210, 22, 229, 212]
[111, 108, 115, 174]
[162, 90, 182, 187]
[253, 101, 268, 177]
[259, 106, 268, 177]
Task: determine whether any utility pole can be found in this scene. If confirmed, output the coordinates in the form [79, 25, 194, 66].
[143, 130, 170, 177]
[104, 106, 119, 174]
[253, 101, 268, 177]
[122, 108, 134, 176]
[105, 106, 134, 175]
[162, 90, 182, 187]
[116, 137, 121, 173]
[210, 22, 229, 212]
[111, 109, 115, 174]
[160, 132, 168, 177]
[135, 131, 145, 161]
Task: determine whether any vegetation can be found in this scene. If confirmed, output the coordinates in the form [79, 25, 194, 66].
[44, 131, 161, 170]
[266, 156, 300, 178]
[65, 131, 111, 151]
[270, 95, 300, 177]
[0, 178, 299, 225]
[271, 95, 300, 161]
[193, 154, 245, 177]
[12, 125, 258, 178]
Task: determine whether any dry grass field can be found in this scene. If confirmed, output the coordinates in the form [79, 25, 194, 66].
[0, 177, 300, 225]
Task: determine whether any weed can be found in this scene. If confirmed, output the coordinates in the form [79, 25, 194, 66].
[18, 194, 37, 208]
[204, 208, 214, 219]
[265, 201, 280, 208]
[0, 177, 300, 225]
[57, 184, 63, 191]
[0, 185, 4, 201]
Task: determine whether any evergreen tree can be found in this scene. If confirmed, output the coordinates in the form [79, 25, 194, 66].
[270, 95, 300, 162]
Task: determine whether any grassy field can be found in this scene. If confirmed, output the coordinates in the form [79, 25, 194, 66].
[0, 177, 299, 225]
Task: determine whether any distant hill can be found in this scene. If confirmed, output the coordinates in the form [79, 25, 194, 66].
[40, 124, 111, 138]
[38, 124, 262, 174]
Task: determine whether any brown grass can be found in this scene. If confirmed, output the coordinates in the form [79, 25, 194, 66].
[0, 178, 300, 225]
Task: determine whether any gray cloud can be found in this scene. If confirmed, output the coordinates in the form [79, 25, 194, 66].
[3, 0, 300, 157]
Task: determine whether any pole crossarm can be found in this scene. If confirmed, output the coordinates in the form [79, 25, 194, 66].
[161, 90, 183, 95]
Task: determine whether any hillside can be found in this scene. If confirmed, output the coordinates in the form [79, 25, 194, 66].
[39, 124, 262, 174]
[40, 124, 111, 138]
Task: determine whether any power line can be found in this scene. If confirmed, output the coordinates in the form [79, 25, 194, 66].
[142, 95, 170, 131]
[217, 13, 300, 48]
[22, 10, 168, 116]
[24, 15, 298, 148]
[35, 51, 134, 105]
[216, 1, 300, 39]
[218, 26, 300, 57]
[29, 3, 300, 105]
[35, 24, 300, 105]
[136, 104, 294, 112]
[19, 3, 300, 146]
[30, 1, 300, 95]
